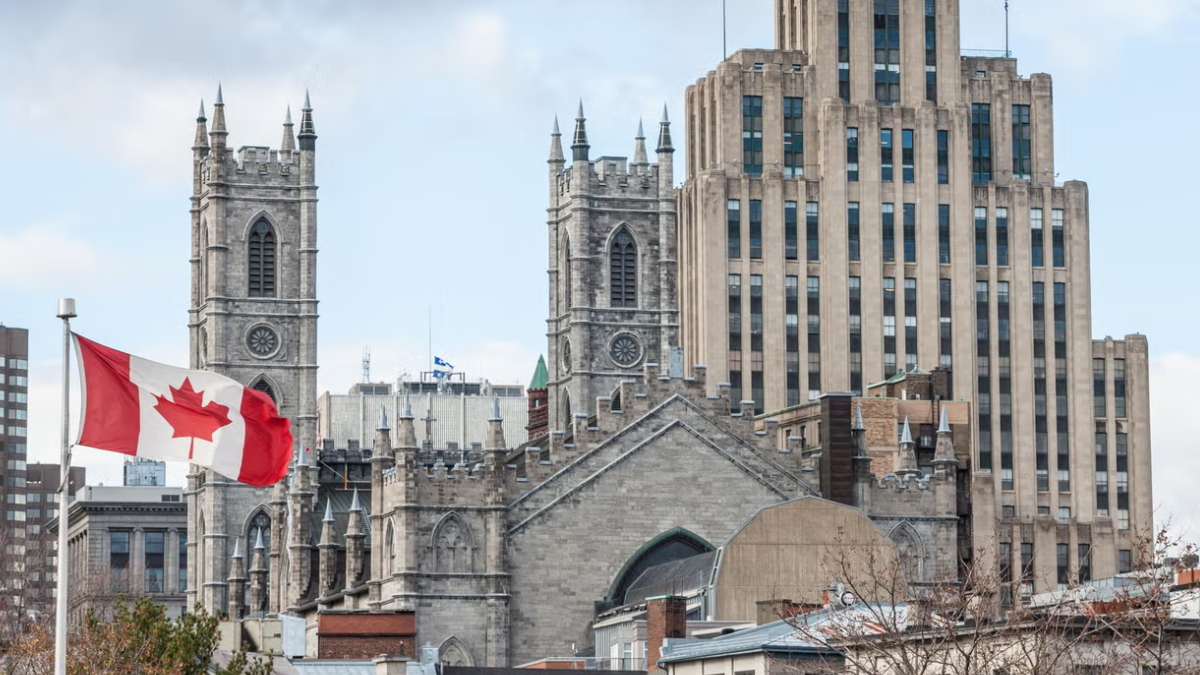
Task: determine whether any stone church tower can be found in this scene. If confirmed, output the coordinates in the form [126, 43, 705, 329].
[185, 87, 319, 615]
[546, 104, 678, 431]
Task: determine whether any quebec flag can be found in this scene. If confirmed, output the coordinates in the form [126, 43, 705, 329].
[434, 356, 454, 370]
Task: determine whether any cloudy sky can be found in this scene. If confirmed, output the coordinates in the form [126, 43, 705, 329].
[1, 0, 1198, 535]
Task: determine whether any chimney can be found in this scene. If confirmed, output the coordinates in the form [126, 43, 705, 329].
[646, 596, 687, 672]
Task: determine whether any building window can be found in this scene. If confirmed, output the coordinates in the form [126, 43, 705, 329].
[1114, 358, 1127, 418]
[145, 532, 165, 593]
[1057, 543, 1070, 585]
[881, 129, 894, 182]
[901, 129, 915, 183]
[848, 202, 861, 262]
[995, 207, 1009, 266]
[179, 533, 188, 592]
[998, 281, 1013, 490]
[807, 276, 821, 400]
[884, 277, 897, 376]
[1012, 105, 1032, 179]
[1021, 542, 1035, 583]
[610, 229, 637, 308]
[971, 104, 992, 184]
[1034, 282, 1048, 492]
[784, 97, 804, 178]
[728, 274, 742, 404]
[727, 199, 741, 259]
[904, 278, 917, 371]
[925, 0, 937, 102]
[806, 202, 819, 261]
[882, 203, 896, 263]
[1052, 209, 1065, 267]
[1096, 431, 1109, 517]
[939, 279, 952, 379]
[838, 0, 851, 102]
[850, 277, 863, 393]
[977, 281, 991, 470]
[784, 201, 798, 260]
[903, 203, 916, 263]
[1031, 208, 1044, 268]
[936, 130, 949, 184]
[749, 200, 763, 260]
[750, 276, 764, 414]
[846, 128, 859, 181]
[247, 219, 277, 298]
[742, 96, 763, 176]
[874, 0, 901, 104]
[1119, 549, 1132, 574]
[999, 541, 1013, 606]
[974, 207, 988, 265]
[111, 531, 130, 591]
[1093, 358, 1107, 417]
[786, 276, 800, 406]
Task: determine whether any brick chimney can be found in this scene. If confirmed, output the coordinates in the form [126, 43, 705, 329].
[646, 596, 687, 672]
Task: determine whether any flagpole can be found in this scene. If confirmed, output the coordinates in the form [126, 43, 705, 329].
[54, 298, 76, 675]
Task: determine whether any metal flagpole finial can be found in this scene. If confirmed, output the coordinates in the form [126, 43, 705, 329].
[57, 298, 77, 319]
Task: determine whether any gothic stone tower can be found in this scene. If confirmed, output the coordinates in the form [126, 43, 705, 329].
[186, 87, 319, 614]
[546, 104, 677, 432]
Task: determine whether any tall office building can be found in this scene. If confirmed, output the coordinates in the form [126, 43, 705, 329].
[124, 457, 167, 487]
[24, 463, 85, 619]
[676, 0, 1151, 591]
[0, 326, 30, 621]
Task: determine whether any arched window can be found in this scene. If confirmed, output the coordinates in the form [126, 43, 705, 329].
[604, 528, 714, 610]
[610, 228, 637, 307]
[385, 521, 396, 576]
[247, 219, 277, 298]
[562, 234, 572, 310]
[251, 378, 276, 404]
[439, 637, 475, 667]
[432, 513, 474, 574]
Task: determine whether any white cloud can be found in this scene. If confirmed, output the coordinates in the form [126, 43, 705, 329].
[1149, 352, 1200, 542]
[0, 222, 111, 288]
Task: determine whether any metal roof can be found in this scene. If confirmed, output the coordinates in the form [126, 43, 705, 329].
[529, 355, 549, 391]
[624, 551, 717, 605]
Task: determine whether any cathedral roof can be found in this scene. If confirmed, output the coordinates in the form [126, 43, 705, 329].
[529, 355, 549, 391]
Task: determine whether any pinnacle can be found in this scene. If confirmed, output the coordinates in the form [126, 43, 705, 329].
[304, 89, 312, 110]
[552, 114, 560, 136]
[215, 84, 224, 106]
[492, 396, 501, 421]
[351, 487, 361, 512]
[661, 102, 669, 124]
[197, 100, 205, 120]
[853, 404, 865, 431]
[378, 403, 389, 430]
[938, 406, 950, 434]
[323, 497, 334, 522]
[576, 99, 585, 119]
[254, 528, 265, 550]
[285, 105, 292, 125]
[232, 537, 242, 558]
[900, 416, 913, 445]
[636, 118, 645, 139]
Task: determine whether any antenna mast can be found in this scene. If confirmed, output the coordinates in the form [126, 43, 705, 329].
[1005, 1, 1010, 57]
[362, 347, 371, 383]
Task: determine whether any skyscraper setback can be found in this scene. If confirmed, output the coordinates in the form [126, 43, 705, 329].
[676, 0, 1151, 587]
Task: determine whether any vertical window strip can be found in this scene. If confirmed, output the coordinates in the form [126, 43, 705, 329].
[972, 103, 992, 184]
[728, 274, 743, 404]
[1096, 430, 1109, 516]
[1033, 281, 1048, 491]
[977, 280, 992, 470]
[786, 276, 800, 406]
[806, 202, 820, 262]
[838, 0, 851, 102]
[996, 207, 1009, 266]
[939, 279, 952, 386]
[936, 130, 949, 184]
[998, 281, 1013, 490]
[1116, 430, 1129, 529]
[749, 200, 763, 259]
[1093, 358, 1107, 418]
[884, 277, 897, 376]
[904, 278, 917, 371]
[850, 276, 863, 393]
[903, 203, 916, 263]
[807, 276, 821, 400]
[728, 199, 741, 258]
[974, 206, 988, 265]
[1012, 104, 1032, 179]
[742, 96, 763, 176]
[883, 203, 896, 263]
[750, 274, 764, 414]
[785, 201, 798, 260]
[1054, 282, 1069, 473]
[902, 129, 914, 183]
[609, 230, 637, 308]
[784, 97, 804, 178]
[938, 204, 951, 264]
[846, 128, 860, 182]
[1031, 208, 1044, 268]
[247, 220, 277, 298]
[874, 0, 901, 104]
[881, 129, 894, 182]
[848, 202, 861, 262]
[1114, 358, 1127, 418]
[1052, 208, 1065, 267]
[925, 0, 937, 102]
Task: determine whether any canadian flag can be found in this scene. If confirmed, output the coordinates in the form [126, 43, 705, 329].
[73, 334, 293, 487]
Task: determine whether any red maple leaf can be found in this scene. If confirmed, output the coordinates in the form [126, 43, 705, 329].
[153, 378, 232, 460]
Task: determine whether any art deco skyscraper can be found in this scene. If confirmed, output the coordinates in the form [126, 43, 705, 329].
[676, 0, 1152, 590]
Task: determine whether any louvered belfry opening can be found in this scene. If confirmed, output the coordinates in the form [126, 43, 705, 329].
[610, 229, 637, 308]
[248, 219, 277, 297]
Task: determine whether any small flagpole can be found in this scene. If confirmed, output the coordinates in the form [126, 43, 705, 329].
[54, 298, 77, 675]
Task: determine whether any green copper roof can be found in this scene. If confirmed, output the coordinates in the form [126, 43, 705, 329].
[529, 355, 549, 391]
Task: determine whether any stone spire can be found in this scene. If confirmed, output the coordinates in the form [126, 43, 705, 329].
[656, 103, 674, 153]
[318, 498, 338, 600]
[486, 397, 506, 451]
[281, 105, 296, 154]
[549, 115, 564, 164]
[851, 403, 869, 458]
[248, 529, 267, 615]
[298, 89, 317, 150]
[571, 100, 589, 162]
[378, 403, 389, 431]
[933, 406, 958, 468]
[344, 487, 366, 592]
[895, 416, 920, 476]
[396, 393, 418, 450]
[227, 537, 246, 619]
[193, 100, 209, 152]
[632, 118, 648, 165]
[208, 84, 228, 156]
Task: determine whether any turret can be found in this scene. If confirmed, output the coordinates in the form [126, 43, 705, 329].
[298, 90, 317, 151]
[392, 393, 420, 612]
[226, 537, 247, 620]
[318, 497, 338, 601]
[931, 406, 958, 475]
[571, 100, 589, 163]
[367, 405, 391, 608]
[895, 416, 921, 477]
[268, 473, 288, 615]
[248, 529, 268, 615]
[484, 398, 511, 665]
[549, 115, 564, 164]
[287, 447, 316, 608]
[486, 397, 507, 452]
[208, 84, 228, 157]
[851, 404, 874, 509]
[344, 487, 366, 593]
[397, 393, 418, 451]
[632, 118, 648, 168]
[193, 100, 209, 156]
[281, 105, 296, 155]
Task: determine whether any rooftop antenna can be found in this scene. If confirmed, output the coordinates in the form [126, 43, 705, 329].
[362, 347, 371, 384]
[1005, 1, 1010, 57]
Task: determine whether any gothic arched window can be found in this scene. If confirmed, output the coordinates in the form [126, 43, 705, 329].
[247, 219, 277, 298]
[433, 513, 474, 574]
[610, 229, 637, 308]
[562, 234, 573, 310]
[386, 521, 396, 576]
[251, 378, 276, 404]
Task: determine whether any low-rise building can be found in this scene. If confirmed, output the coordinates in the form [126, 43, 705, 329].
[48, 485, 187, 625]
